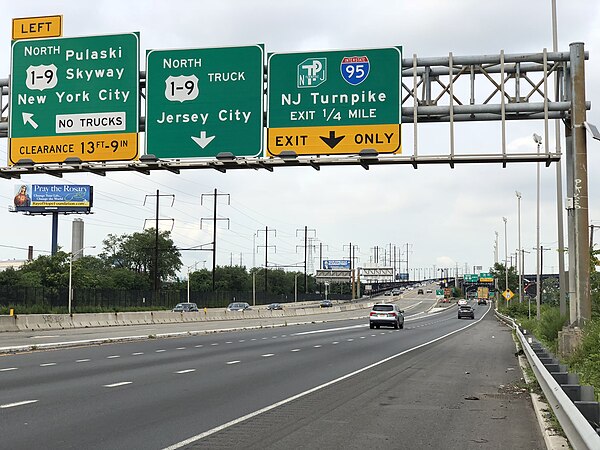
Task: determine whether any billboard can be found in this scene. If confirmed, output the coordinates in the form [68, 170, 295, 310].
[322, 259, 351, 269]
[13, 184, 93, 213]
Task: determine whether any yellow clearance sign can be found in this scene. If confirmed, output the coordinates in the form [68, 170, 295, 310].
[12, 15, 63, 40]
[10, 133, 138, 165]
[268, 124, 401, 156]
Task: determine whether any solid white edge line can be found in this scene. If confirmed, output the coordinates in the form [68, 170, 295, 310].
[0, 400, 38, 409]
[163, 305, 492, 450]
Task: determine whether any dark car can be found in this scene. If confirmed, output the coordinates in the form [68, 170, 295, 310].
[477, 298, 488, 305]
[227, 302, 251, 312]
[172, 302, 199, 312]
[369, 303, 404, 329]
[267, 303, 283, 310]
[458, 305, 475, 319]
[417, 289, 424, 294]
[320, 300, 333, 308]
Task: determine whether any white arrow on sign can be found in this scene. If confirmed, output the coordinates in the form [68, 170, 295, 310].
[191, 131, 216, 149]
[22, 112, 39, 129]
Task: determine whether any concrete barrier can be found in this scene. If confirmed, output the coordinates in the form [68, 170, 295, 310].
[0, 315, 19, 332]
[0, 300, 374, 332]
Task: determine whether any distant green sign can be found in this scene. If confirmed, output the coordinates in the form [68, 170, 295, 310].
[463, 274, 479, 283]
[145, 45, 264, 158]
[435, 289, 443, 296]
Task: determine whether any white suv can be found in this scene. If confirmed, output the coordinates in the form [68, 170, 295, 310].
[369, 303, 405, 329]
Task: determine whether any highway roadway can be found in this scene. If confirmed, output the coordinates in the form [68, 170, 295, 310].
[0, 297, 545, 449]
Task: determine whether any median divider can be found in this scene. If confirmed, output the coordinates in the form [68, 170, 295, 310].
[0, 300, 376, 332]
[0, 315, 18, 332]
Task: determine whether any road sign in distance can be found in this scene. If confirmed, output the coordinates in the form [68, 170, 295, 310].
[9, 33, 139, 165]
[145, 45, 264, 159]
[267, 47, 401, 156]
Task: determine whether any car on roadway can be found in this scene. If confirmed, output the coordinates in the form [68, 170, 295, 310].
[391, 288, 401, 296]
[417, 288, 424, 294]
[227, 302, 251, 312]
[369, 303, 405, 329]
[477, 298, 488, 305]
[457, 299, 468, 307]
[172, 302, 199, 312]
[320, 300, 333, 308]
[426, 289, 433, 294]
[267, 303, 283, 310]
[458, 305, 475, 319]
[384, 290, 393, 296]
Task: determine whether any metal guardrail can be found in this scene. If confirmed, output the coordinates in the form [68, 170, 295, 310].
[495, 311, 600, 450]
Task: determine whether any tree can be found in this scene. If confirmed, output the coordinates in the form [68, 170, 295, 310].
[489, 262, 518, 294]
[100, 228, 182, 285]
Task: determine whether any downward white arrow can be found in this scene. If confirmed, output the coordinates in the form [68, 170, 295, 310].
[22, 112, 38, 129]
[191, 131, 216, 149]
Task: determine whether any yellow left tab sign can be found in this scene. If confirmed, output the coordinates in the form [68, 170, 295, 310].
[12, 15, 62, 40]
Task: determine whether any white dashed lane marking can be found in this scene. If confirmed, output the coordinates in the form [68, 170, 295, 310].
[107, 355, 120, 359]
[194, 345, 203, 348]
[313, 345, 322, 348]
[0, 400, 38, 409]
[156, 349, 166, 353]
[291, 349, 301, 352]
[76, 359, 91, 363]
[132, 352, 144, 356]
[175, 369, 196, 374]
[103, 382, 132, 388]
[176, 347, 186, 350]
[40, 363, 56, 367]
[226, 361, 240, 365]
[261, 354, 275, 357]
[0, 367, 18, 372]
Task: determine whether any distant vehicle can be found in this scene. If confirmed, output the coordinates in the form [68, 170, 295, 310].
[458, 305, 475, 319]
[369, 303, 404, 329]
[384, 290, 393, 296]
[391, 288, 401, 296]
[417, 289, 424, 294]
[172, 302, 199, 312]
[477, 298, 487, 305]
[320, 300, 333, 308]
[457, 299, 468, 307]
[407, 286, 414, 290]
[426, 289, 433, 294]
[267, 303, 283, 310]
[227, 302, 251, 312]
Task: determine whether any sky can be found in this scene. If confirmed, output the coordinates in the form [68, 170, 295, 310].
[0, 0, 599, 280]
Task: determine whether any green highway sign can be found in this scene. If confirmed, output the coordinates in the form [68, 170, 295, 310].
[9, 33, 139, 164]
[267, 47, 402, 156]
[145, 45, 264, 158]
[463, 274, 479, 283]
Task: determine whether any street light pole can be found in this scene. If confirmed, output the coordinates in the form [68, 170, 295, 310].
[503, 217, 508, 298]
[534, 134, 543, 320]
[516, 191, 522, 303]
[68, 245, 96, 315]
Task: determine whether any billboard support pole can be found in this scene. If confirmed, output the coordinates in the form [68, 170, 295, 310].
[51, 212, 58, 255]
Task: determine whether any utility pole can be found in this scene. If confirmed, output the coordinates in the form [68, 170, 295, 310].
[144, 190, 175, 300]
[200, 189, 230, 291]
[344, 243, 359, 299]
[257, 227, 276, 294]
[296, 226, 316, 294]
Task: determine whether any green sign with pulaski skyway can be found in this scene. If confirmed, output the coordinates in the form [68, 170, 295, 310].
[9, 33, 140, 165]
[145, 45, 264, 158]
